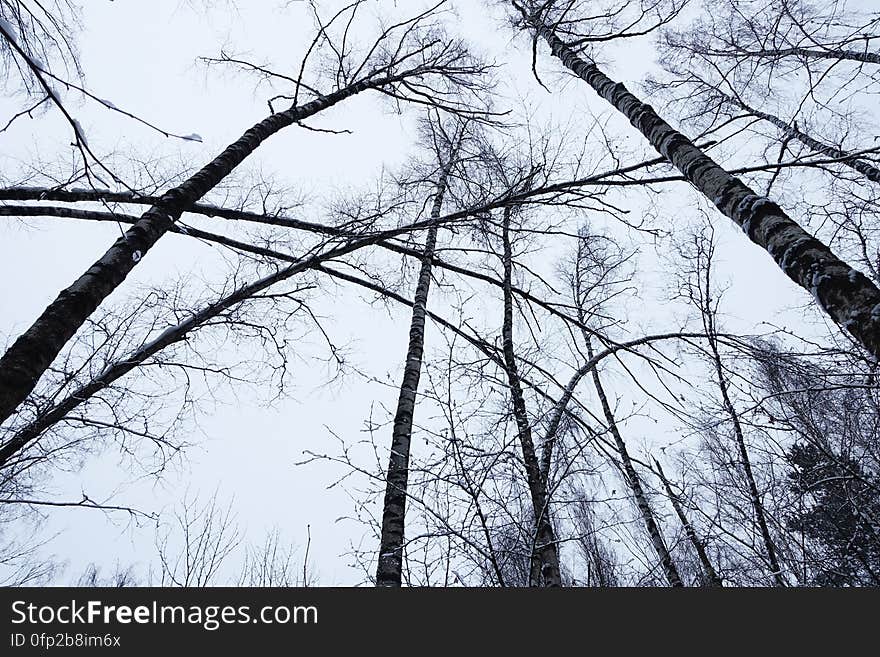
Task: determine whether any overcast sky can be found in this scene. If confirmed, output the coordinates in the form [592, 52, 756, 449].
[0, 0, 851, 585]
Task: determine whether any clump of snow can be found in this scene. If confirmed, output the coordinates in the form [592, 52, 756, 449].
[807, 265, 833, 305]
[132, 250, 142, 262]
[139, 318, 199, 354]
[0, 17, 19, 45]
[27, 54, 45, 71]
[1, 18, 47, 72]
[182, 133, 203, 143]
[751, 197, 775, 213]
[45, 81, 64, 102]
[100, 98, 119, 110]
[71, 118, 88, 148]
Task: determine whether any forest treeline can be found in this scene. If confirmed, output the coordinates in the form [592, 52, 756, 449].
[1, 0, 878, 587]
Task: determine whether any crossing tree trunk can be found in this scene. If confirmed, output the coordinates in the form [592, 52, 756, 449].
[0, 71, 417, 428]
[716, 91, 880, 184]
[705, 321, 787, 586]
[714, 46, 880, 66]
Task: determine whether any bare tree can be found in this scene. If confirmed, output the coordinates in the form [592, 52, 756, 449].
[2, 0, 879, 589]
[0, 1, 492, 427]
[498, 204, 562, 586]
[510, 0, 880, 359]
[154, 491, 241, 587]
[238, 528, 315, 587]
[653, 458, 722, 586]
[676, 226, 787, 585]
[376, 117, 465, 587]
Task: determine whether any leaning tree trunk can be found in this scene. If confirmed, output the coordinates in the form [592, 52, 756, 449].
[0, 228, 384, 469]
[0, 187, 476, 469]
[375, 162, 454, 587]
[705, 324, 787, 586]
[653, 458, 723, 587]
[717, 91, 880, 184]
[499, 206, 562, 587]
[0, 72, 411, 427]
[519, 9, 880, 360]
[724, 46, 880, 66]
[585, 340, 684, 587]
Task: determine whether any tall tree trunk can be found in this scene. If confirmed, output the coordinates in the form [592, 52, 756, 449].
[585, 340, 684, 587]
[653, 458, 723, 587]
[717, 91, 880, 184]
[375, 163, 454, 587]
[714, 46, 880, 66]
[0, 72, 412, 427]
[499, 206, 562, 587]
[705, 326, 787, 586]
[518, 8, 880, 359]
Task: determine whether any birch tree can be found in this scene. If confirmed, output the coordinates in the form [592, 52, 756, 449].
[566, 227, 683, 586]
[509, 0, 880, 359]
[3, 0, 879, 588]
[657, 0, 880, 286]
[498, 204, 562, 586]
[678, 226, 787, 585]
[653, 458, 722, 586]
[0, 1, 491, 427]
[376, 118, 464, 587]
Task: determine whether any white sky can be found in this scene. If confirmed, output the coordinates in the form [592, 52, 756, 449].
[0, 0, 857, 585]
